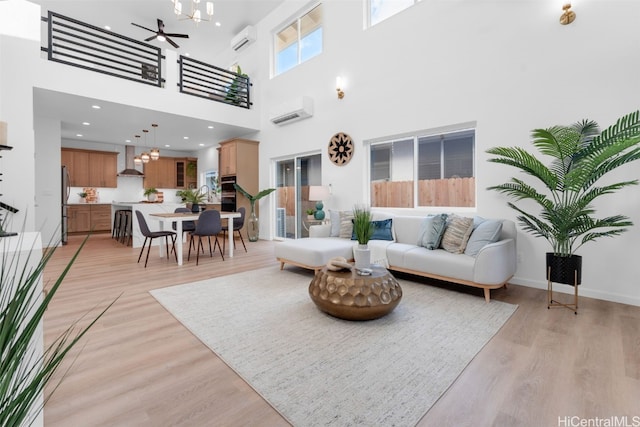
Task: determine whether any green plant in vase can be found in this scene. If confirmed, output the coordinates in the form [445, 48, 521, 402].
[352, 205, 374, 269]
[233, 183, 276, 242]
[143, 187, 158, 202]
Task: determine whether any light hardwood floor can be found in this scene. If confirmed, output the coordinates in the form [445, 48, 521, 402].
[43, 234, 640, 426]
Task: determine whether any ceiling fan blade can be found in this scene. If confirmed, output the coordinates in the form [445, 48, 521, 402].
[166, 37, 179, 49]
[144, 35, 158, 42]
[165, 33, 189, 38]
[157, 19, 165, 32]
[131, 22, 155, 33]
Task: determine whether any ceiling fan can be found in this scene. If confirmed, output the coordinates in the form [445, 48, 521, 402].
[131, 19, 189, 49]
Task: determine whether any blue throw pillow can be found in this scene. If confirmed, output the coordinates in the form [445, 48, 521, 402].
[351, 218, 394, 241]
[417, 214, 448, 250]
[464, 217, 503, 257]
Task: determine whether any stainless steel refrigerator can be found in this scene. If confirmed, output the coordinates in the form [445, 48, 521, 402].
[61, 166, 70, 244]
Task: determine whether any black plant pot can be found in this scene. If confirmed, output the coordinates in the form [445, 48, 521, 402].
[546, 253, 582, 286]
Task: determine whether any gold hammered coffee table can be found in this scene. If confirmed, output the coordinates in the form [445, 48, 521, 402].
[308, 265, 403, 320]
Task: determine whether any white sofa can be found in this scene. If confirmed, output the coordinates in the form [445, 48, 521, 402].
[274, 214, 517, 302]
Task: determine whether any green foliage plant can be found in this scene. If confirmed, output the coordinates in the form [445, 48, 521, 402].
[352, 205, 373, 246]
[486, 110, 640, 257]
[0, 234, 115, 426]
[143, 188, 158, 197]
[233, 184, 275, 214]
[176, 188, 206, 205]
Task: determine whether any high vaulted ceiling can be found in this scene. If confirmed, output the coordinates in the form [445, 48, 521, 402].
[29, 0, 283, 152]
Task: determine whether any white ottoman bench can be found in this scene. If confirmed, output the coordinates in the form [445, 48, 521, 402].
[275, 237, 355, 271]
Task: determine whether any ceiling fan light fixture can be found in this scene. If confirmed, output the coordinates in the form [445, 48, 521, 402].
[194, 9, 201, 22]
[206, 2, 214, 16]
[174, 1, 182, 15]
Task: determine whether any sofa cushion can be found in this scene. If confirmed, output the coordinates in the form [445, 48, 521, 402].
[464, 217, 503, 257]
[275, 237, 354, 268]
[441, 215, 474, 254]
[329, 210, 341, 237]
[338, 211, 354, 238]
[417, 214, 448, 249]
[400, 247, 475, 282]
[351, 218, 394, 241]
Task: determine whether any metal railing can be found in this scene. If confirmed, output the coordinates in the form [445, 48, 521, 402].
[42, 11, 163, 87]
[179, 56, 252, 109]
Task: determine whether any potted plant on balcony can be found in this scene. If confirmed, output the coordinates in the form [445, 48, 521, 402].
[233, 183, 275, 242]
[352, 205, 373, 269]
[143, 187, 158, 202]
[486, 110, 640, 312]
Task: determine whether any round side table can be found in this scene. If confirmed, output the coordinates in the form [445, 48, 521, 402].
[309, 265, 402, 320]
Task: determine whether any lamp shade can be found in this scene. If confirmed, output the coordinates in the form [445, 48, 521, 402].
[308, 186, 330, 201]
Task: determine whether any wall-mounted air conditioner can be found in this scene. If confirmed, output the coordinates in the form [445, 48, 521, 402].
[230, 26, 256, 52]
[269, 96, 314, 125]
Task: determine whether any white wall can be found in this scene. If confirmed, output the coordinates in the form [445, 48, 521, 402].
[224, 0, 640, 305]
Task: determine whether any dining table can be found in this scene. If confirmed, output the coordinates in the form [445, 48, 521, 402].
[149, 211, 242, 266]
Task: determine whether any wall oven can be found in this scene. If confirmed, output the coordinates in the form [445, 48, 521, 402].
[220, 175, 236, 212]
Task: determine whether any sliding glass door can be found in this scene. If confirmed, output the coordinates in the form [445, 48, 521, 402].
[274, 153, 321, 239]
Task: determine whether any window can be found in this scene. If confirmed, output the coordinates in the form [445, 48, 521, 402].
[274, 4, 323, 76]
[368, 127, 475, 208]
[368, 0, 418, 27]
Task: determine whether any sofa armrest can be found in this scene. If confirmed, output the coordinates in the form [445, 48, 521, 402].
[309, 224, 331, 238]
[473, 238, 517, 285]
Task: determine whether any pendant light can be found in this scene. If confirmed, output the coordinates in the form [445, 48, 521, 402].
[150, 123, 160, 161]
[141, 129, 150, 164]
[134, 134, 142, 165]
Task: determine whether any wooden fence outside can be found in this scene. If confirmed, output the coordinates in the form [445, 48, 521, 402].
[371, 177, 475, 208]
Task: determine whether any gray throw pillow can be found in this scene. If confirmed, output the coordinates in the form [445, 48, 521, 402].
[464, 218, 503, 257]
[417, 214, 448, 250]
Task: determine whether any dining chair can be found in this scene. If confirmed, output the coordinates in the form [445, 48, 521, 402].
[135, 210, 177, 268]
[171, 207, 197, 252]
[187, 209, 224, 265]
[222, 206, 247, 253]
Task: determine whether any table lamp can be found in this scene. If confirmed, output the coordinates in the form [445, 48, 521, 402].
[308, 186, 330, 220]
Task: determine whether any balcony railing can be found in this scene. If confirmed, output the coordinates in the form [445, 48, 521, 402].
[178, 56, 252, 109]
[42, 12, 163, 87]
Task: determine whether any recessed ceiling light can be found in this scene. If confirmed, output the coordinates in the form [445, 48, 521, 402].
[164, 144, 171, 147]
[104, 25, 111, 31]
[76, 134, 83, 137]
[125, 139, 131, 143]
[199, 143, 205, 147]
[215, 22, 221, 27]
[183, 136, 189, 140]
[82, 122, 90, 126]
[185, 53, 190, 57]
[91, 105, 101, 109]
[207, 125, 214, 129]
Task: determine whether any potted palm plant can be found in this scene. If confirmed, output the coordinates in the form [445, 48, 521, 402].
[486, 110, 640, 308]
[176, 188, 207, 212]
[233, 183, 275, 242]
[352, 205, 373, 269]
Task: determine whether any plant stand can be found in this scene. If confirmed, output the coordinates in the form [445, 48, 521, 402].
[547, 268, 579, 315]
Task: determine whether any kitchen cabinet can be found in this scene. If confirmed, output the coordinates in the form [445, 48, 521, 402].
[67, 205, 91, 233]
[218, 138, 259, 215]
[144, 157, 196, 189]
[67, 204, 111, 234]
[61, 148, 117, 188]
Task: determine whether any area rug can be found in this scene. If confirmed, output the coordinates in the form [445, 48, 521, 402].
[149, 266, 517, 426]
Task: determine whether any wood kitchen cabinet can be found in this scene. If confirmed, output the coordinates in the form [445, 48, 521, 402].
[218, 138, 259, 215]
[61, 148, 117, 188]
[67, 205, 91, 233]
[144, 157, 197, 189]
[68, 204, 111, 234]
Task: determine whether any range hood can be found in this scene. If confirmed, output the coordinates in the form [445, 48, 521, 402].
[118, 145, 144, 177]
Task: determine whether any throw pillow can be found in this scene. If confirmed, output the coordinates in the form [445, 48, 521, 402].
[351, 218, 394, 241]
[417, 214, 448, 250]
[464, 218, 503, 257]
[329, 210, 341, 237]
[338, 211, 354, 238]
[440, 215, 474, 254]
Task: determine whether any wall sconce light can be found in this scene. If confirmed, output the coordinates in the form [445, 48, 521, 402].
[336, 76, 344, 100]
[560, 3, 576, 25]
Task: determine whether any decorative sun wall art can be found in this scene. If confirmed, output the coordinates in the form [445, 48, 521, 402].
[328, 132, 353, 166]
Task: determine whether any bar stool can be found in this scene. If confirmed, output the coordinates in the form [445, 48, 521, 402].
[112, 209, 127, 240]
[119, 210, 132, 246]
